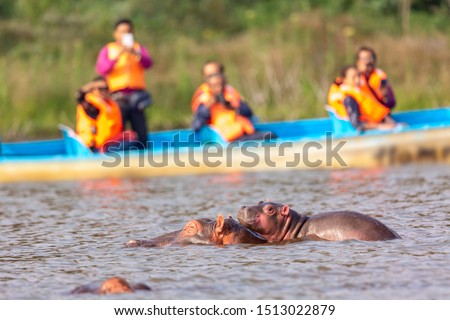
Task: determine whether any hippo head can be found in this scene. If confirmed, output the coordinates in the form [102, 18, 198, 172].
[177, 215, 266, 245]
[98, 277, 134, 294]
[125, 215, 267, 248]
[216, 215, 267, 245]
[176, 218, 216, 245]
[71, 277, 151, 295]
[237, 201, 290, 242]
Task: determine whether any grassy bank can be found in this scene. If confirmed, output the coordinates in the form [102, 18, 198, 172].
[0, 1, 449, 141]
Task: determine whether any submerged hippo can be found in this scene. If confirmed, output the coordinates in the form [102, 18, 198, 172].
[237, 201, 400, 242]
[71, 277, 151, 295]
[125, 214, 266, 247]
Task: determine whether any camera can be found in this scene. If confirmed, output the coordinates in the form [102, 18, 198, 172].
[122, 33, 134, 48]
[215, 93, 233, 109]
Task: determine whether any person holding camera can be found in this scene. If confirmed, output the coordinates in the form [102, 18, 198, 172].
[356, 46, 396, 110]
[96, 18, 153, 148]
[191, 72, 256, 141]
[191, 61, 254, 127]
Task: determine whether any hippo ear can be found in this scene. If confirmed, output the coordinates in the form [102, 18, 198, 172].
[257, 200, 264, 205]
[215, 214, 225, 234]
[281, 205, 290, 216]
[265, 198, 271, 202]
[183, 221, 200, 236]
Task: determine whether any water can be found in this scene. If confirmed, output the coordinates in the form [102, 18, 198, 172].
[0, 165, 449, 299]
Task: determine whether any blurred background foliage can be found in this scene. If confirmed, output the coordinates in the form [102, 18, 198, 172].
[0, 0, 449, 140]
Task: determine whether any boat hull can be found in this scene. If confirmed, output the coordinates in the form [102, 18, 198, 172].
[1, 125, 449, 183]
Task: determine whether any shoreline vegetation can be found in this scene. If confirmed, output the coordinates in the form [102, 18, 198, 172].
[0, 0, 449, 141]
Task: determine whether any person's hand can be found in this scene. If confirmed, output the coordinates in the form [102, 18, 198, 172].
[117, 45, 128, 56]
[379, 87, 389, 102]
[203, 95, 216, 109]
[129, 48, 141, 58]
[117, 45, 140, 57]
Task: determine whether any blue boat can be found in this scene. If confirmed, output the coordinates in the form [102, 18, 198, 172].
[1, 107, 450, 182]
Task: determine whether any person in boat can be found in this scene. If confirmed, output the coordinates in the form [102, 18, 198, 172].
[356, 46, 396, 109]
[96, 18, 153, 148]
[191, 62, 274, 141]
[327, 65, 397, 131]
[76, 77, 139, 152]
[192, 61, 254, 131]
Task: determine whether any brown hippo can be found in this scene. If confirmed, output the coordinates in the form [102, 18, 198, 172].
[237, 201, 400, 242]
[71, 277, 151, 295]
[125, 214, 266, 247]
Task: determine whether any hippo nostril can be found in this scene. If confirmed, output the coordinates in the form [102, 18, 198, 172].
[241, 206, 247, 210]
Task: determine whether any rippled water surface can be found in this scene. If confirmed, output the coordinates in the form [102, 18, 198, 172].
[1, 165, 449, 299]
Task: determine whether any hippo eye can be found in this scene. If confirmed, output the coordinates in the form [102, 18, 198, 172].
[266, 206, 274, 214]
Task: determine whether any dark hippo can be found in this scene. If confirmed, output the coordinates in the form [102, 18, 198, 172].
[237, 201, 400, 242]
[125, 214, 266, 247]
[71, 277, 151, 295]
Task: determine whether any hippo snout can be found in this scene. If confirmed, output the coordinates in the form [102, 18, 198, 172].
[237, 206, 258, 227]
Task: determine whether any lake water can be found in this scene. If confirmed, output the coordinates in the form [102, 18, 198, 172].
[0, 164, 449, 299]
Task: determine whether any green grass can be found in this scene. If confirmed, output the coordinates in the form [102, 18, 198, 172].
[0, 0, 449, 141]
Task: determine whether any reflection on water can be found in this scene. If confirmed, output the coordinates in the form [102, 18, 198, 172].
[328, 168, 387, 194]
[0, 165, 449, 299]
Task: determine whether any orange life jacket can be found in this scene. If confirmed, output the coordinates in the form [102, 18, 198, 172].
[76, 93, 123, 149]
[191, 83, 209, 113]
[106, 42, 146, 92]
[359, 68, 388, 104]
[327, 82, 390, 123]
[191, 84, 255, 141]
